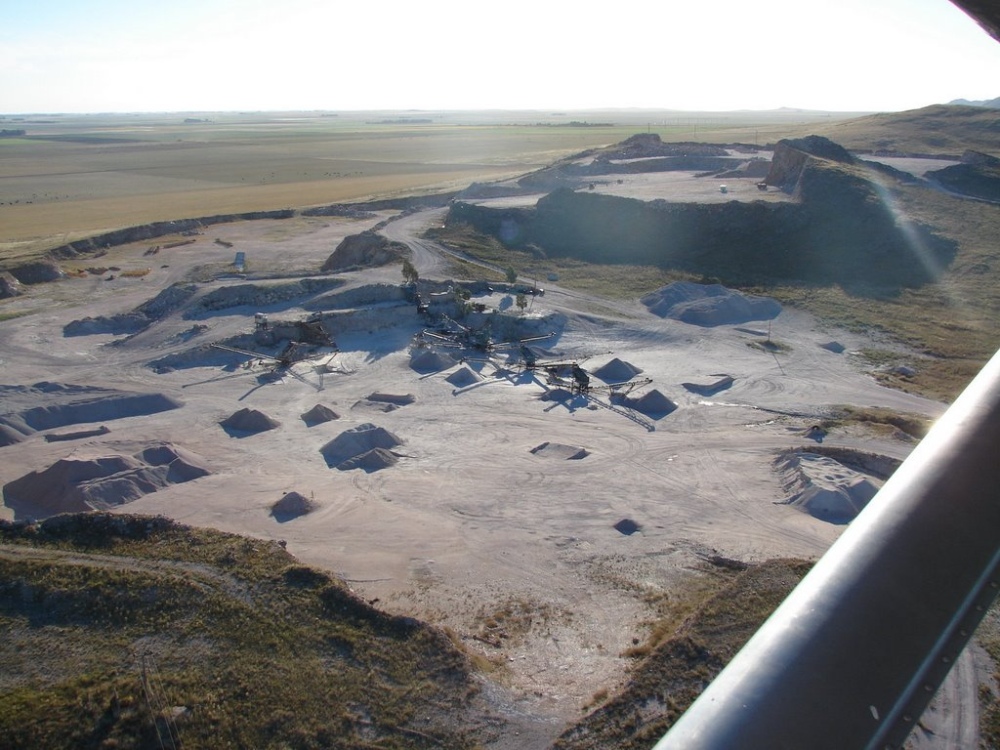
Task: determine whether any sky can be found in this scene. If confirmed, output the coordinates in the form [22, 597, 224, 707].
[2, 0, 999, 114]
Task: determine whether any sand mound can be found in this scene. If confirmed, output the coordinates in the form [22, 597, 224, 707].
[0, 382, 182, 437]
[776, 452, 881, 524]
[0, 424, 25, 446]
[592, 358, 643, 383]
[220, 408, 280, 435]
[410, 349, 456, 373]
[623, 389, 677, 417]
[530, 442, 590, 460]
[446, 366, 482, 388]
[301, 404, 340, 426]
[320, 423, 403, 469]
[3, 444, 211, 521]
[337, 448, 400, 472]
[271, 491, 318, 521]
[614, 518, 641, 535]
[641, 282, 781, 326]
[682, 374, 734, 396]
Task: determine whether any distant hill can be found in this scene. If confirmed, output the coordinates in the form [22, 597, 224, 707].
[804, 104, 1000, 156]
[949, 97, 1000, 109]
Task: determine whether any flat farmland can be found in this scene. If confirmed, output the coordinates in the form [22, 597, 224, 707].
[0, 109, 861, 258]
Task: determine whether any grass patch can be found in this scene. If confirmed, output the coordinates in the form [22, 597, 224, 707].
[0, 513, 489, 749]
[818, 405, 932, 440]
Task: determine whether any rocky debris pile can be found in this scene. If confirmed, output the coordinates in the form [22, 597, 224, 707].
[220, 408, 280, 435]
[0, 271, 24, 298]
[270, 491, 318, 521]
[320, 423, 403, 471]
[445, 366, 481, 388]
[642, 282, 781, 326]
[191, 278, 342, 316]
[321, 231, 409, 272]
[3, 443, 211, 520]
[0, 382, 182, 440]
[65, 283, 197, 337]
[6, 259, 64, 285]
[592, 358, 643, 383]
[600, 134, 729, 161]
[775, 451, 882, 524]
[300, 404, 340, 426]
[530, 442, 590, 460]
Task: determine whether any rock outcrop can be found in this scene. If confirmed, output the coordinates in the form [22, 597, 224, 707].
[321, 231, 408, 272]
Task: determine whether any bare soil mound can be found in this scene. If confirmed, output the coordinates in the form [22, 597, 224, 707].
[591, 358, 643, 383]
[530, 442, 590, 460]
[320, 423, 403, 470]
[641, 282, 781, 327]
[270, 491, 318, 521]
[352, 393, 415, 413]
[775, 452, 882, 524]
[3, 443, 211, 520]
[220, 408, 280, 435]
[0, 382, 182, 439]
[300, 404, 340, 426]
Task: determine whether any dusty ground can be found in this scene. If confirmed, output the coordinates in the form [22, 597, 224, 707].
[0, 167, 970, 746]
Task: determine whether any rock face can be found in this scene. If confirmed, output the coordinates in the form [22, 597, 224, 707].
[321, 231, 408, 272]
[448, 134, 956, 291]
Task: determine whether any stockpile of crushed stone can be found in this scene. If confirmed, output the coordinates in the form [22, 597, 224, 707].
[776, 452, 881, 524]
[220, 408, 280, 435]
[320, 423, 403, 471]
[270, 491, 318, 521]
[622, 389, 677, 417]
[410, 349, 456, 373]
[592, 358, 643, 383]
[530, 442, 590, 460]
[338, 448, 399, 472]
[0, 382, 182, 438]
[301, 404, 340, 426]
[446, 366, 481, 388]
[3, 443, 211, 521]
[642, 282, 781, 326]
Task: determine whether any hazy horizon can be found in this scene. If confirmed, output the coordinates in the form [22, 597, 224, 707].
[4, 0, 999, 116]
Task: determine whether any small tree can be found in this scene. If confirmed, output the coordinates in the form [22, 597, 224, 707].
[515, 293, 527, 313]
[505, 266, 517, 284]
[401, 258, 419, 285]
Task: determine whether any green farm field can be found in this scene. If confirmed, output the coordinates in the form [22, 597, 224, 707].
[0, 108, 862, 258]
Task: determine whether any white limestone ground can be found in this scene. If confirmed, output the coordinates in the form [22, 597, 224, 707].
[0, 208, 949, 742]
